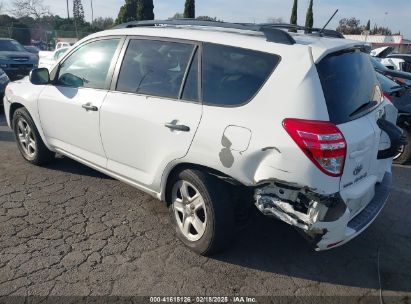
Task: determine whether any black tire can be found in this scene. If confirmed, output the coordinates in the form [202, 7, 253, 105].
[394, 128, 411, 165]
[168, 169, 235, 256]
[12, 107, 55, 165]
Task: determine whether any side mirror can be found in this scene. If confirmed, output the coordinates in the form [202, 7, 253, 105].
[29, 68, 50, 85]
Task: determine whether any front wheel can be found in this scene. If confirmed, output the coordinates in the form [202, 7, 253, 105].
[169, 169, 235, 256]
[12, 107, 55, 165]
[393, 128, 411, 165]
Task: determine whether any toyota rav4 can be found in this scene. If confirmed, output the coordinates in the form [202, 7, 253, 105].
[3, 20, 402, 255]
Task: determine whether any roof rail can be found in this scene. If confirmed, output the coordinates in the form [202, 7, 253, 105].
[113, 19, 296, 45]
[260, 23, 345, 39]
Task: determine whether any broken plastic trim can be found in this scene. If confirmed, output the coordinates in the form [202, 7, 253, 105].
[255, 182, 346, 233]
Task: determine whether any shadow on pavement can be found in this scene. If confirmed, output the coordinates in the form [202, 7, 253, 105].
[214, 191, 411, 292]
[0, 112, 14, 142]
[47, 156, 113, 180]
[0, 130, 14, 142]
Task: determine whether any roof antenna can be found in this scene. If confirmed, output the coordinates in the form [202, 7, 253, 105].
[320, 9, 339, 35]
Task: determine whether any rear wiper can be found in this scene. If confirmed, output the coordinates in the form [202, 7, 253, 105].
[349, 100, 378, 118]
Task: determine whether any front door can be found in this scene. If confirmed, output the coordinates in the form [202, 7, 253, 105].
[38, 38, 122, 167]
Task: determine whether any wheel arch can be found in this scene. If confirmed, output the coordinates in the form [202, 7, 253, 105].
[161, 162, 244, 205]
[9, 102, 25, 130]
[8, 102, 54, 152]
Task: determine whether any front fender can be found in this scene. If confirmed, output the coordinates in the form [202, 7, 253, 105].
[5, 81, 53, 151]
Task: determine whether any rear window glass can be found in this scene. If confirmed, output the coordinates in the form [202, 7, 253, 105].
[202, 43, 280, 106]
[317, 50, 381, 124]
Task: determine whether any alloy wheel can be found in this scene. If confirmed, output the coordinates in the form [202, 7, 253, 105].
[172, 180, 207, 242]
[16, 118, 37, 158]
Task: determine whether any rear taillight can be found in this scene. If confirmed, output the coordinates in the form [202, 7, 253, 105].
[283, 119, 347, 177]
[383, 92, 393, 104]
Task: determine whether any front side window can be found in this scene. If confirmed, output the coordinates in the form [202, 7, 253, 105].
[202, 43, 280, 106]
[56, 39, 120, 89]
[116, 39, 196, 99]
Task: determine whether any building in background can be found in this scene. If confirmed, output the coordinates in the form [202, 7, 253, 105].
[344, 34, 411, 53]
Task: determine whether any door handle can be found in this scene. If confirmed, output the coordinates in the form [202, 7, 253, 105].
[82, 103, 98, 112]
[165, 122, 190, 132]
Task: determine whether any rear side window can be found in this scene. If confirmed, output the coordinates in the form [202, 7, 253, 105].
[116, 39, 195, 99]
[202, 43, 280, 106]
[181, 49, 199, 102]
[317, 50, 381, 125]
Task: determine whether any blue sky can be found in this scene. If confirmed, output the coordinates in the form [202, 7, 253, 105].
[29, 0, 411, 38]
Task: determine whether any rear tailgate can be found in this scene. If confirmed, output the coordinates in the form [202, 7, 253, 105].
[317, 49, 395, 218]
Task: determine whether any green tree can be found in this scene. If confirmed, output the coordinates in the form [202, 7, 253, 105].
[137, 0, 154, 20]
[116, 0, 137, 24]
[196, 16, 221, 21]
[11, 22, 31, 44]
[290, 0, 298, 32]
[366, 19, 371, 31]
[370, 25, 392, 35]
[0, 15, 31, 44]
[92, 17, 114, 30]
[184, 0, 195, 19]
[73, 0, 84, 22]
[336, 17, 362, 35]
[169, 12, 184, 20]
[304, 0, 313, 33]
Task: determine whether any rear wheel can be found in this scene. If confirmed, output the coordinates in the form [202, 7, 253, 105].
[393, 128, 411, 165]
[169, 169, 235, 256]
[12, 108, 55, 165]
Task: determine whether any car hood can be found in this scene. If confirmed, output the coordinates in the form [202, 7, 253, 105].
[0, 51, 35, 58]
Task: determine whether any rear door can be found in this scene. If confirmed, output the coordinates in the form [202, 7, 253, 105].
[317, 49, 394, 217]
[100, 38, 202, 189]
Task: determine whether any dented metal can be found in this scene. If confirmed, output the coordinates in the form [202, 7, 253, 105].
[255, 183, 330, 231]
[254, 172, 392, 251]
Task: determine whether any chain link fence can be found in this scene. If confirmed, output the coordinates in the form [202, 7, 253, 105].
[0, 25, 92, 49]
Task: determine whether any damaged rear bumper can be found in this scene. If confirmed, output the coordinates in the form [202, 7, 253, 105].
[255, 172, 392, 251]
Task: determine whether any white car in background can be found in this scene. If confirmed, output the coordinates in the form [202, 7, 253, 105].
[38, 47, 70, 71]
[3, 20, 401, 255]
[55, 42, 73, 50]
[371, 46, 411, 73]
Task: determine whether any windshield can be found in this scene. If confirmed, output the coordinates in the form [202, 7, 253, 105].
[0, 40, 27, 52]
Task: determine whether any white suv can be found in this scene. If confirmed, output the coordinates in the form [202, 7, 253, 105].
[3, 20, 402, 255]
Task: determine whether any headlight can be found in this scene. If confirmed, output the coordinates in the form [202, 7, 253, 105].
[0, 55, 9, 60]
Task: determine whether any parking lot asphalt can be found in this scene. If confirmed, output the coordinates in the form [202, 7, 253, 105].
[0, 113, 410, 302]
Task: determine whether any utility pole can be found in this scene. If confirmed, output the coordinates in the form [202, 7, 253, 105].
[66, 0, 70, 19]
[90, 0, 94, 24]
